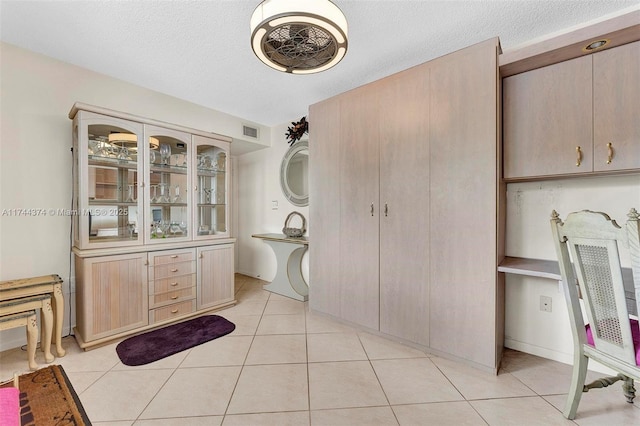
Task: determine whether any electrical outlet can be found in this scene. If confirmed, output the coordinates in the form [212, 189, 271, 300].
[540, 295, 552, 313]
[271, 200, 278, 210]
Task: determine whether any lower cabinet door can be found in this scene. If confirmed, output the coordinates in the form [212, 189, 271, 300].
[196, 244, 234, 310]
[75, 252, 148, 342]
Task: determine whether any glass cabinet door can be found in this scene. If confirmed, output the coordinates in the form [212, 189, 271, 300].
[74, 111, 144, 249]
[144, 125, 191, 244]
[193, 135, 230, 239]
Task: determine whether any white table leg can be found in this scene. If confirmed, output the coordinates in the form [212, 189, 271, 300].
[262, 240, 309, 301]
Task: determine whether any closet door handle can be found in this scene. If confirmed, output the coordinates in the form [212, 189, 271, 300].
[575, 146, 582, 167]
[370, 203, 374, 216]
[606, 142, 613, 164]
[384, 203, 388, 217]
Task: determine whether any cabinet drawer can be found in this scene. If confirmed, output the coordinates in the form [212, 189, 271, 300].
[149, 300, 196, 324]
[149, 286, 196, 308]
[150, 261, 195, 280]
[152, 250, 195, 265]
[149, 275, 195, 295]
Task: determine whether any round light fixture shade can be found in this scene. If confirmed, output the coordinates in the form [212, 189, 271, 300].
[250, 0, 348, 74]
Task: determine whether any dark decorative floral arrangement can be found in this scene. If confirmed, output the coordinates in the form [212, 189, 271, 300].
[286, 117, 308, 146]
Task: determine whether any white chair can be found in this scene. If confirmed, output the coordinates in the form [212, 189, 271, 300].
[550, 208, 640, 419]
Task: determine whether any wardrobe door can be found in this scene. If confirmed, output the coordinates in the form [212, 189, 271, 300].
[339, 85, 380, 329]
[429, 38, 499, 370]
[593, 41, 640, 172]
[309, 97, 341, 317]
[379, 65, 431, 345]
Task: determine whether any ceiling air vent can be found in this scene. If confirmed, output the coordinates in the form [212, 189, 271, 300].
[242, 125, 259, 139]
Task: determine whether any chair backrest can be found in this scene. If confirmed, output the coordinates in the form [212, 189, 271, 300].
[550, 209, 640, 366]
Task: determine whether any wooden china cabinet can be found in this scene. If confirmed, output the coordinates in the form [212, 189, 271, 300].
[70, 103, 235, 349]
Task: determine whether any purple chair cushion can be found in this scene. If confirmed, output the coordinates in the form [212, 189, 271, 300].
[586, 318, 640, 366]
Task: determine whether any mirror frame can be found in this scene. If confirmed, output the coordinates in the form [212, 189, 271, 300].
[280, 140, 309, 207]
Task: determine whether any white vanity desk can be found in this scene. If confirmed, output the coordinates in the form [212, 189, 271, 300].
[252, 233, 309, 301]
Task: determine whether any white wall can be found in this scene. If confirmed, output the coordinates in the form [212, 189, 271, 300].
[504, 174, 640, 371]
[0, 42, 269, 351]
[236, 125, 309, 282]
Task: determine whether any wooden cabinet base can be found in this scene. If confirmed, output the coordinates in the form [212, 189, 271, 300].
[73, 300, 236, 350]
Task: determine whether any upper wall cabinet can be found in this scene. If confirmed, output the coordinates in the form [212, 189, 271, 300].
[503, 41, 639, 180]
[593, 41, 640, 172]
[71, 105, 231, 250]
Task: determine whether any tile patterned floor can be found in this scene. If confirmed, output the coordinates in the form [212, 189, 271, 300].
[1, 274, 639, 425]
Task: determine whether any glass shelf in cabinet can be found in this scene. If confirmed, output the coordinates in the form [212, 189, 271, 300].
[149, 164, 187, 175]
[88, 155, 137, 169]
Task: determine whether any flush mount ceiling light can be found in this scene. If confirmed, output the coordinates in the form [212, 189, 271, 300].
[250, 0, 348, 74]
[582, 39, 610, 52]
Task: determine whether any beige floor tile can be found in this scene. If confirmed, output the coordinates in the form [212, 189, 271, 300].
[544, 387, 640, 425]
[392, 401, 487, 426]
[430, 356, 536, 400]
[307, 333, 367, 362]
[64, 370, 104, 394]
[94, 421, 133, 426]
[245, 334, 307, 365]
[220, 314, 261, 336]
[500, 349, 602, 396]
[181, 335, 252, 367]
[0, 346, 39, 381]
[305, 312, 357, 334]
[264, 298, 306, 315]
[235, 287, 270, 303]
[256, 314, 306, 335]
[222, 300, 268, 316]
[227, 364, 309, 414]
[470, 396, 573, 426]
[139, 366, 241, 419]
[223, 411, 310, 425]
[308, 361, 388, 410]
[135, 418, 222, 425]
[372, 358, 464, 404]
[358, 332, 429, 360]
[311, 406, 398, 425]
[54, 338, 121, 373]
[79, 369, 174, 422]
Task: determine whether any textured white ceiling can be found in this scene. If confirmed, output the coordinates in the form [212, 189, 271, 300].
[1, 0, 637, 127]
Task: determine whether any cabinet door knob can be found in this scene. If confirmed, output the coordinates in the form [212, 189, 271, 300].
[606, 142, 613, 164]
[575, 146, 582, 167]
[144, 260, 149, 266]
[370, 203, 374, 216]
[199, 253, 204, 259]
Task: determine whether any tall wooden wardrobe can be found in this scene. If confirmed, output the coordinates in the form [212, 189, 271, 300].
[309, 38, 503, 372]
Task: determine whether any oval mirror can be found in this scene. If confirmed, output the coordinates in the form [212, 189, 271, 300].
[280, 140, 309, 207]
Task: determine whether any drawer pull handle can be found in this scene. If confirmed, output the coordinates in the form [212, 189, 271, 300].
[171, 309, 178, 314]
[171, 295, 178, 300]
[606, 142, 613, 164]
[170, 255, 178, 259]
[170, 282, 178, 286]
[171, 268, 178, 272]
[575, 146, 582, 167]
[370, 203, 374, 216]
